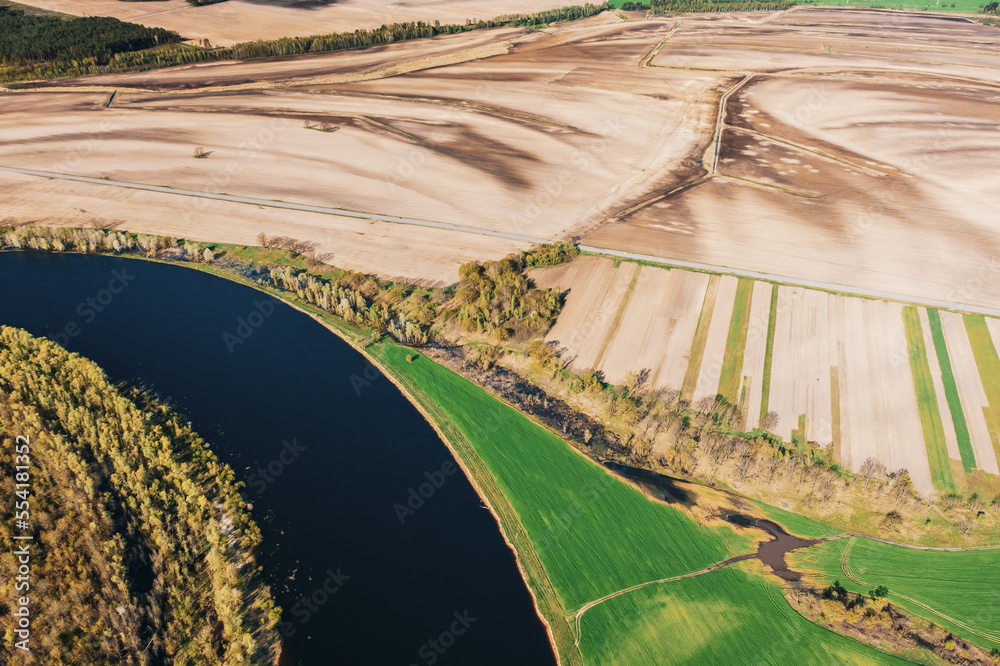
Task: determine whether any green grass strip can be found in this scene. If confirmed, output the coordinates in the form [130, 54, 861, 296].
[830, 364, 842, 464]
[718, 278, 754, 405]
[681, 275, 719, 403]
[962, 315, 1000, 470]
[926, 308, 977, 473]
[758, 284, 779, 427]
[902, 306, 956, 493]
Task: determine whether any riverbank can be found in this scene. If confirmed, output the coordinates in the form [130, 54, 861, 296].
[5, 246, 998, 663]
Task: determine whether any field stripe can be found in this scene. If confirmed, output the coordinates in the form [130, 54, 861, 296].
[593, 264, 642, 373]
[718, 278, 754, 405]
[962, 315, 1000, 473]
[926, 309, 978, 473]
[692, 276, 739, 404]
[681, 275, 720, 403]
[918, 308, 962, 463]
[830, 364, 842, 465]
[902, 306, 956, 494]
[757, 284, 779, 428]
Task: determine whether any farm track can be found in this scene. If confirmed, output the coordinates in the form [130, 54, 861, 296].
[572, 529, 1000, 648]
[5, 163, 1000, 318]
[837, 537, 1000, 643]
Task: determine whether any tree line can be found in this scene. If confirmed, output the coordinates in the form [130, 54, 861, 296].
[0, 7, 180, 65]
[0, 326, 281, 664]
[3, 3, 611, 82]
[0, 226, 575, 348]
[649, 0, 793, 13]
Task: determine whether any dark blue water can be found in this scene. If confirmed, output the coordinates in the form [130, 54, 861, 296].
[0, 252, 556, 666]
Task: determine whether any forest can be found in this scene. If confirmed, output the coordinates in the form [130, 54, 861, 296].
[0, 327, 281, 664]
[0, 7, 180, 65]
[2, 3, 611, 82]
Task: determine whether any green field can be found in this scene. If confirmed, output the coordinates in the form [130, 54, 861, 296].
[370, 341, 909, 664]
[719, 278, 755, 405]
[751, 500, 845, 539]
[372, 341, 746, 609]
[796, 0, 985, 11]
[926, 308, 978, 473]
[579, 565, 904, 665]
[902, 306, 956, 494]
[963, 315, 1000, 471]
[682, 276, 720, 402]
[793, 537, 1000, 651]
[758, 284, 779, 427]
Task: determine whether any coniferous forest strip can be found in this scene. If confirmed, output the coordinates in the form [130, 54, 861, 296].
[1, 4, 612, 83]
[0, 326, 281, 665]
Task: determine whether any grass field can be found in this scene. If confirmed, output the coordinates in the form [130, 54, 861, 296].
[578, 564, 904, 665]
[792, 537, 1000, 651]
[796, 0, 985, 12]
[719, 278, 754, 405]
[964, 315, 1000, 471]
[903, 306, 956, 494]
[926, 309, 978, 473]
[368, 341, 917, 664]
[682, 275, 719, 402]
[758, 284, 779, 428]
[751, 500, 845, 539]
[371, 342, 752, 610]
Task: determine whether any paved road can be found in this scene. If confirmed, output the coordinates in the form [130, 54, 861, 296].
[4, 163, 999, 317]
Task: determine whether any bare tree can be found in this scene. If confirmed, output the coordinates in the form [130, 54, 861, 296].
[859, 457, 887, 490]
[661, 387, 680, 407]
[734, 446, 758, 484]
[879, 510, 902, 534]
[955, 515, 974, 536]
[763, 456, 782, 484]
[257, 232, 270, 248]
[695, 395, 718, 414]
[761, 410, 780, 431]
[193, 146, 208, 159]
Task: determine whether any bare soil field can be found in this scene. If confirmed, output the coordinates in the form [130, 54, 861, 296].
[538, 257, 963, 495]
[939, 311, 1000, 475]
[0, 170, 525, 283]
[583, 8, 1000, 311]
[738, 280, 774, 430]
[5, 9, 996, 299]
[15, 0, 549, 46]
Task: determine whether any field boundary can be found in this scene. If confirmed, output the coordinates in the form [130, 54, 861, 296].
[903, 306, 956, 493]
[926, 308, 978, 473]
[681, 274, 720, 402]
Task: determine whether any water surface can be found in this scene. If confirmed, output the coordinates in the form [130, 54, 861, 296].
[0, 252, 556, 666]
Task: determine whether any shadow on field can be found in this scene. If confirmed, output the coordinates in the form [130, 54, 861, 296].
[603, 461, 694, 506]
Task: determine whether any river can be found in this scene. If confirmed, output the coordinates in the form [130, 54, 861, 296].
[0, 251, 556, 666]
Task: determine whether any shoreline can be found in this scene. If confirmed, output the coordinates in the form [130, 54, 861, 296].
[77, 251, 577, 665]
